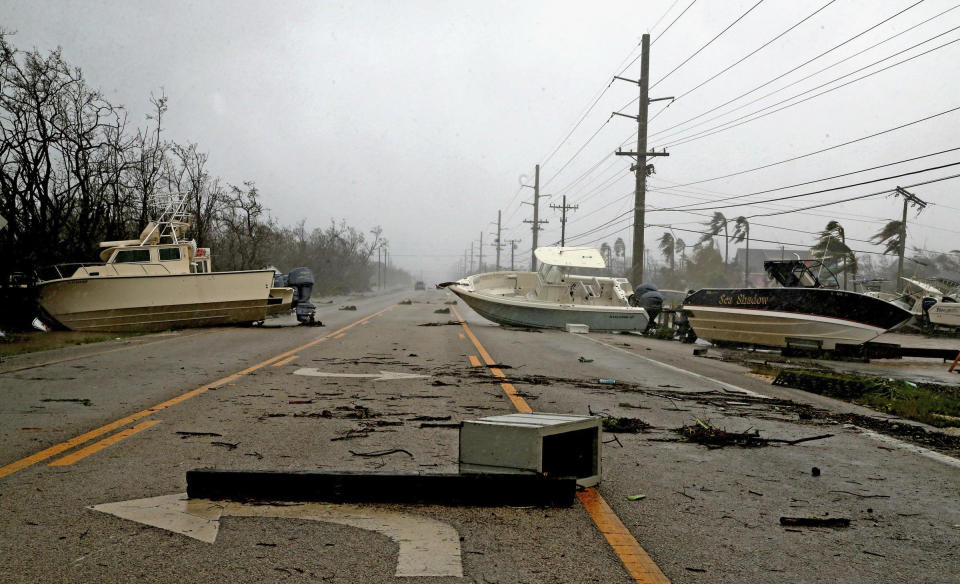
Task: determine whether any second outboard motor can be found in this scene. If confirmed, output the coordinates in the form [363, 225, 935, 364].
[287, 267, 318, 325]
[629, 284, 663, 332]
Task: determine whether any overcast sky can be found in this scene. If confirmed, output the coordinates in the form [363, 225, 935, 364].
[5, 0, 959, 283]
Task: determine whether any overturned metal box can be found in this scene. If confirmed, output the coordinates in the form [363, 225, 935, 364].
[459, 413, 601, 487]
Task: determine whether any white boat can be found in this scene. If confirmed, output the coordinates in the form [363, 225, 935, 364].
[441, 247, 648, 331]
[901, 277, 960, 330]
[34, 193, 291, 332]
[683, 260, 913, 350]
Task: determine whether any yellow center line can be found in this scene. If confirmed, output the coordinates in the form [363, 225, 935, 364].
[468, 355, 482, 367]
[334, 333, 346, 339]
[272, 355, 299, 367]
[49, 420, 161, 467]
[0, 306, 394, 480]
[449, 304, 669, 584]
[458, 333, 465, 339]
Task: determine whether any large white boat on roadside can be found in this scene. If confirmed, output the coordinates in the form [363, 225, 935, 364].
[683, 259, 913, 350]
[440, 247, 648, 331]
[34, 193, 291, 332]
[901, 277, 960, 331]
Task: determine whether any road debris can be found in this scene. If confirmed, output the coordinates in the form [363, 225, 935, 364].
[578, 356, 594, 363]
[676, 418, 834, 449]
[779, 516, 851, 528]
[434, 307, 451, 314]
[626, 494, 646, 501]
[418, 320, 465, 327]
[176, 431, 223, 438]
[398, 299, 413, 305]
[349, 448, 414, 458]
[339, 305, 357, 311]
[210, 441, 239, 450]
[40, 398, 92, 406]
[602, 417, 651, 433]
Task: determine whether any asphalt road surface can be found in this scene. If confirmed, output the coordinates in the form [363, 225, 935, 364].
[1, 289, 958, 583]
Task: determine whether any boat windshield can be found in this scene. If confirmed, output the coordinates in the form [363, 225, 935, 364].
[763, 260, 838, 288]
[537, 263, 566, 284]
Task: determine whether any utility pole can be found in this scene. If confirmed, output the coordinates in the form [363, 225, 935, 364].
[478, 232, 484, 273]
[522, 164, 548, 270]
[463, 249, 468, 277]
[470, 241, 474, 273]
[614, 33, 672, 286]
[894, 186, 927, 291]
[494, 210, 502, 270]
[549, 195, 579, 247]
[505, 239, 521, 271]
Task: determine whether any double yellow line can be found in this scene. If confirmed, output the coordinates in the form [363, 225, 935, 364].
[449, 305, 670, 584]
[0, 307, 393, 479]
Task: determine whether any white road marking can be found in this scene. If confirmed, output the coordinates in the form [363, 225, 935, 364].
[293, 368, 430, 382]
[90, 493, 462, 577]
[577, 334, 960, 469]
[575, 334, 767, 397]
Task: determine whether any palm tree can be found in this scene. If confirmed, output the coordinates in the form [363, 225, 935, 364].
[812, 220, 856, 290]
[614, 237, 626, 273]
[731, 216, 749, 286]
[675, 238, 687, 272]
[871, 220, 904, 285]
[658, 232, 675, 271]
[701, 212, 729, 266]
[599, 242, 613, 273]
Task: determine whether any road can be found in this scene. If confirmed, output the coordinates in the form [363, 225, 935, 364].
[0, 288, 958, 583]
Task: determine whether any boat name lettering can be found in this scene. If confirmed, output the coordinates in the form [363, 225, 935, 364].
[718, 293, 768, 305]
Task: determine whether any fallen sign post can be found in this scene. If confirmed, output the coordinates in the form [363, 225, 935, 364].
[186, 469, 576, 507]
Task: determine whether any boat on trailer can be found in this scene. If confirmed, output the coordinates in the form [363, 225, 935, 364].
[34, 193, 292, 332]
[441, 246, 648, 332]
[683, 259, 913, 350]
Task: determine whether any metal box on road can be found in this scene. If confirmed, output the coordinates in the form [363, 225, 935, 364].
[459, 413, 601, 487]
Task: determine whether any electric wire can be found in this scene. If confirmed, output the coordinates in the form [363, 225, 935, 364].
[651, 0, 698, 47]
[650, 0, 765, 90]
[663, 34, 960, 148]
[649, 0, 928, 137]
[664, 104, 960, 188]
[661, 28, 960, 148]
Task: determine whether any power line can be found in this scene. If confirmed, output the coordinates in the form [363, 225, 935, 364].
[673, 0, 838, 102]
[664, 104, 960, 188]
[655, 4, 960, 141]
[663, 35, 960, 149]
[661, 29, 960, 148]
[650, 0, 765, 90]
[663, 147, 960, 211]
[651, 0, 698, 47]
[652, 160, 960, 213]
[747, 172, 960, 218]
[649, 0, 927, 138]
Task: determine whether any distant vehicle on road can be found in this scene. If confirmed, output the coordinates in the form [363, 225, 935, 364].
[414, 281, 425, 290]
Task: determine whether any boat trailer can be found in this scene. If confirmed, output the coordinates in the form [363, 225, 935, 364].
[782, 340, 960, 365]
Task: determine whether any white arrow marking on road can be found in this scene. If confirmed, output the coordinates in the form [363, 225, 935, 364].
[90, 493, 462, 577]
[293, 368, 430, 382]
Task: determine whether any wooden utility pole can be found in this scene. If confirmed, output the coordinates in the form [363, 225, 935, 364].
[523, 164, 548, 270]
[478, 232, 484, 273]
[549, 195, 579, 247]
[470, 241, 474, 273]
[505, 239, 521, 270]
[463, 249, 468, 276]
[894, 186, 927, 290]
[494, 210, 502, 270]
[614, 33, 671, 286]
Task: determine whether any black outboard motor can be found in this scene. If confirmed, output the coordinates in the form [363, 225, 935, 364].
[630, 283, 663, 332]
[286, 267, 318, 325]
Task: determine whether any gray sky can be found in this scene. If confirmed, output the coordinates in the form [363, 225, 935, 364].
[5, 0, 960, 283]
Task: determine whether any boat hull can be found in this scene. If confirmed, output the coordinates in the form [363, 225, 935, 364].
[36, 271, 278, 332]
[684, 287, 912, 349]
[449, 286, 648, 331]
[928, 301, 960, 328]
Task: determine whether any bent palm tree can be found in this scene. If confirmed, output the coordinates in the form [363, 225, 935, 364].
[702, 212, 729, 266]
[812, 220, 856, 290]
[871, 219, 904, 284]
[658, 232, 675, 271]
[676, 238, 687, 272]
